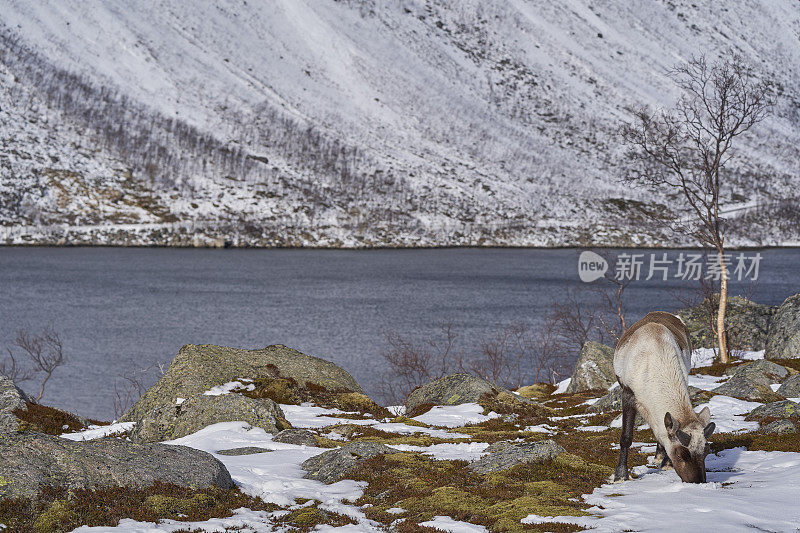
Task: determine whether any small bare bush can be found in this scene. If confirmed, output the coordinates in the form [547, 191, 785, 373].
[0, 327, 66, 402]
[377, 319, 571, 405]
[112, 362, 167, 419]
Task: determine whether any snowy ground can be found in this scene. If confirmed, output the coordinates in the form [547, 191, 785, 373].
[63, 348, 800, 532]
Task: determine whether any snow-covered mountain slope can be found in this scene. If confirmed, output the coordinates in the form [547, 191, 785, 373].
[1, 0, 799, 247]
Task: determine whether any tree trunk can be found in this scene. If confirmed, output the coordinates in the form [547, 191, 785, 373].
[716, 248, 729, 364]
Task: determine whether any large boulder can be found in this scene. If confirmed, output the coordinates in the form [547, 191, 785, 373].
[129, 393, 288, 442]
[746, 400, 800, 421]
[0, 432, 233, 501]
[301, 442, 394, 484]
[121, 344, 364, 423]
[406, 373, 500, 415]
[405, 374, 542, 417]
[758, 419, 799, 435]
[712, 360, 790, 402]
[565, 341, 615, 393]
[777, 374, 800, 398]
[678, 296, 775, 351]
[468, 440, 565, 474]
[766, 294, 800, 359]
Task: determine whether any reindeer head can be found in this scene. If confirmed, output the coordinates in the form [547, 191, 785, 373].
[664, 408, 715, 483]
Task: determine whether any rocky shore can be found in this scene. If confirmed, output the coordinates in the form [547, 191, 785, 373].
[1, 293, 800, 532]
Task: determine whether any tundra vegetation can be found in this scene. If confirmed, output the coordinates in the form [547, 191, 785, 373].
[2, 318, 799, 531]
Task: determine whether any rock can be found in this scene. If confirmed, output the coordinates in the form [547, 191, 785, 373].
[405, 373, 500, 415]
[746, 400, 800, 420]
[712, 360, 790, 402]
[678, 295, 775, 351]
[758, 419, 798, 435]
[129, 393, 288, 442]
[301, 442, 394, 483]
[216, 447, 272, 456]
[777, 374, 800, 398]
[713, 376, 783, 403]
[0, 375, 33, 415]
[587, 389, 621, 413]
[468, 440, 565, 474]
[565, 342, 615, 393]
[121, 344, 364, 423]
[734, 360, 791, 382]
[0, 431, 233, 501]
[273, 428, 317, 446]
[766, 293, 800, 359]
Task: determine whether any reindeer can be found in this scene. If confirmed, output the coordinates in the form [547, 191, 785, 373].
[612, 311, 715, 483]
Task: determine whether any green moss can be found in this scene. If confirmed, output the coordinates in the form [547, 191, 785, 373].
[279, 504, 356, 531]
[516, 383, 556, 400]
[33, 500, 74, 533]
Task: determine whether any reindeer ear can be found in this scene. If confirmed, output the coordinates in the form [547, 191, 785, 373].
[664, 412, 676, 433]
[704, 422, 716, 438]
[697, 406, 711, 426]
[676, 429, 691, 446]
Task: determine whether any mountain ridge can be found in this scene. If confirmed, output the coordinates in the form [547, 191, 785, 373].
[1, 0, 798, 247]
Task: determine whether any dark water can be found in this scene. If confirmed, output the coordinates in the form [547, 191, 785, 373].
[0, 247, 797, 420]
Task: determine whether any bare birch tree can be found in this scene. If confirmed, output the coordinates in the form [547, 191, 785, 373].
[620, 54, 773, 363]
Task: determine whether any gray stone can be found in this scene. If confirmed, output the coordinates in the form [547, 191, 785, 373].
[734, 360, 791, 382]
[712, 361, 789, 402]
[302, 442, 394, 484]
[766, 293, 800, 359]
[121, 344, 364, 423]
[747, 400, 800, 420]
[678, 296, 776, 351]
[0, 431, 233, 501]
[566, 342, 615, 393]
[273, 428, 317, 446]
[758, 419, 798, 435]
[0, 375, 32, 416]
[405, 373, 500, 415]
[588, 389, 621, 413]
[469, 440, 565, 474]
[777, 374, 800, 398]
[129, 393, 287, 442]
[216, 447, 273, 456]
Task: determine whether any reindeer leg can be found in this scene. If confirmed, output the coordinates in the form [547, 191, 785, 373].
[613, 385, 636, 482]
[655, 443, 673, 470]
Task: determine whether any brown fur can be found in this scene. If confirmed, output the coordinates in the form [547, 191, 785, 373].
[616, 311, 691, 354]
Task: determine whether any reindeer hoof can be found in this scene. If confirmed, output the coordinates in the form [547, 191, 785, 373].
[609, 470, 639, 483]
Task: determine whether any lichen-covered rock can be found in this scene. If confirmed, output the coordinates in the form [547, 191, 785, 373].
[121, 344, 364, 423]
[758, 419, 799, 435]
[129, 393, 288, 442]
[712, 361, 790, 402]
[0, 432, 233, 501]
[273, 428, 317, 446]
[777, 374, 800, 398]
[566, 342, 615, 393]
[0, 375, 32, 415]
[766, 293, 800, 359]
[678, 295, 775, 350]
[301, 442, 393, 483]
[406, 373, 500, 415]
[746, 400, 800, 421]
[469, 440, 565, 474]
